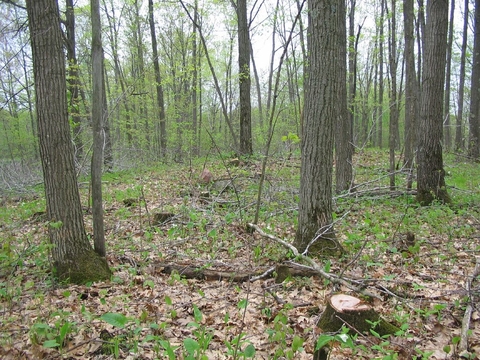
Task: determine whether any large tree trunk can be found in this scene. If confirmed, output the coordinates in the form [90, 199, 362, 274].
[416, 0, 450, 205]
[237, 0, 253, 156]
[294, 0, 345, 255]
[26, 0, 111, 284]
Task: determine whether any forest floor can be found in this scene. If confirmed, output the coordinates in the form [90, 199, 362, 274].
[1, 149, 480, 359]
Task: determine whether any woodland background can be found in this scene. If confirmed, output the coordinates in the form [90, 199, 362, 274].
[1, 0, 480, 359]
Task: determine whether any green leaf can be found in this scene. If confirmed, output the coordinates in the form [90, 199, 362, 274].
[193, 304, 202, 323]
[238, 299, 248, 309]
[43, 339, 60, 348]
[165, 295, 172, 306]
[183, 337, 199, 354]
[292, 335, 304, 351]
[100, 312, 128, 328]
[244, 343, 256, 357]
[315, 334, 334, 350]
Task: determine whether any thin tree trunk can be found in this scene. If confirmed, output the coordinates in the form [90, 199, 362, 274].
[237, 0, 253, 155]
[148, 0, 167, 157]
[469, 0, 480, 159]
[91, 0, 106, 257]
[456, 0, 469, 151]
[403, 0, 418, 189]
[443, 0, 455, 151]
[388, 0, 399, 190]
[65, 0, 84, 162]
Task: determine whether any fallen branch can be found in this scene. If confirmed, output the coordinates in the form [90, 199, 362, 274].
[248, 223, 382, 300]
[458, 256, 480, 357]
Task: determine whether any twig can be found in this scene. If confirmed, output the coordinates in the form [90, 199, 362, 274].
[458, 256, 480, 357]
[248, 223, 381, 300]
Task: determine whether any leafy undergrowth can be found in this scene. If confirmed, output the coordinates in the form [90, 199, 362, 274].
[1, 149, 480, 359]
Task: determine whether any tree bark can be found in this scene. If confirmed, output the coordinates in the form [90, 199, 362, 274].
[26, 0, 111, 283]
[237, 0, 253, 156]
[443, 0, 455, 151]
[65, 0, 84, 162]
[335, 0, 354, 194]
[403, 0, 419, 189]
[294, 0, 345, 255]
[469, 0, 480, 160]
[148, 0, 167, 158]
[455, 0, 469, 151]
[416, 0, 450, 205]
[91, 0, 106, 257]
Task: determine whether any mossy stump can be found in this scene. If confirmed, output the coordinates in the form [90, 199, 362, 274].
[314, 294, 400, 359]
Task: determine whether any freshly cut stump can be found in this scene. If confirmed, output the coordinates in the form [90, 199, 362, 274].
[314, 294, 400, 360]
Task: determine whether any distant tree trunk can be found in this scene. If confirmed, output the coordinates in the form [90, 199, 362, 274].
[416, 0, 450, 205]
[443, 0, 455, 151]
[469, 0, 480, 160]
[26, 0, 111, 283]
[388, 0, 399, 190]
[148, 0, 167, 157]
[348, 1, 357, 143]
[335, 0, 353, 193]
[377, 0, 386, 148]
[191, 0, 199, 156]
[456, 0, 468, 151]
[237, 0, 253, 156]
[65, 0, 84, 162]
[91, 0, 106, 257]
[403, 0, 418, 189]
[294, 0, 345, 256]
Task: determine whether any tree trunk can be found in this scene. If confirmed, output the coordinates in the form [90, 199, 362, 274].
[443, 0, 455, 151]
[91, 0, 106, 257]
[26, 0, 111, 283]
[65, 0, 84, 162]
[335, 1, 353, 194]
[469, 0, 480, 159]
[388, 0, 399, 190]
[237, 0, 253, 156]
[377, 0, 386, 149]
[416, 0, 450, 205]
[148, 0, 167, 157]
[455, 0, 468, 151]
[294, 0, 345, 255]
[403, 0, 419, 189]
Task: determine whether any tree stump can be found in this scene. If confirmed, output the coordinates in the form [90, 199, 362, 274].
[314, 294, 400, 359]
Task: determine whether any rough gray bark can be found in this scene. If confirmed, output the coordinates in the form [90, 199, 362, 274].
[26, 0, 111, 283]
[294, 0, 345, 255]
[416, 0, 450, 205]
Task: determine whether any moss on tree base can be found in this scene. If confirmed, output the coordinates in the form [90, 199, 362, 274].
[55, 249, 111, 284]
